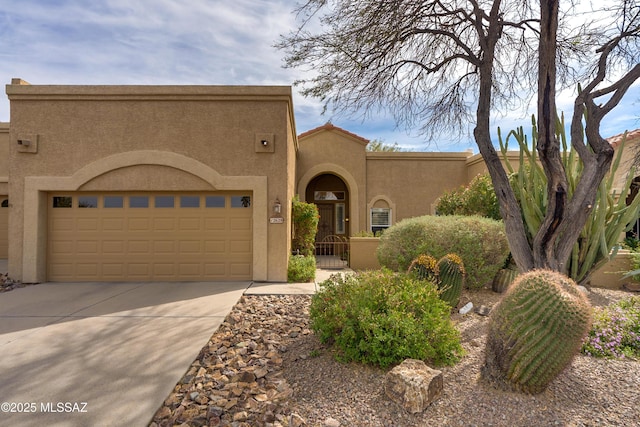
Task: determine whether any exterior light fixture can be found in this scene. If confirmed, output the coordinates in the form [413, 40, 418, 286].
[273, 198, 282, 214]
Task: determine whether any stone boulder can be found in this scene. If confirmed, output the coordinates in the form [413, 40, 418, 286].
[384, 359, 443, 414]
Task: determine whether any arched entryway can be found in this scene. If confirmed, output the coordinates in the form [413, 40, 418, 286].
[306, 173, 350, 240]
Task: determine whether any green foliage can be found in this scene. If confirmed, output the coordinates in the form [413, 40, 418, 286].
[291, 196, 319, 256]
[377, 215, 510, 290]
[499, 116, 640, 284]
[435, 173, 501, 220]
[309, 269, 464, 368]
[482, 270, 592, 394]
[366, 139, 405, 152]
[582, 296, 640, 359]
[408, 254, 465, 308]
[287, 255, 316, 282]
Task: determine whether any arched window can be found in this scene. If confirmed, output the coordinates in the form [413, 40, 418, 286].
[1, 199, 8, 208]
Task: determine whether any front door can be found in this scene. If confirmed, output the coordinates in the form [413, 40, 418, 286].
[317, 203, 334, 242]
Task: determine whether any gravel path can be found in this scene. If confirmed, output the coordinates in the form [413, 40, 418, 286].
[150, 287, 640, 427]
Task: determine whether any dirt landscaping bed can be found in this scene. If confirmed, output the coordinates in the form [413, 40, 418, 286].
[150, 287, 640, 427]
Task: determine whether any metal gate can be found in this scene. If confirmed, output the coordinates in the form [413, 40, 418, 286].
[315, 235, 349, 268]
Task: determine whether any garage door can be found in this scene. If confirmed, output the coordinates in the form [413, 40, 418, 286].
[0, 197, 8, 258]
[47, 192, 252, 282]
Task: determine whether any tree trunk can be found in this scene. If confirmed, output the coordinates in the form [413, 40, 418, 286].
[473, 0, 534, 273]
[534, 0, 568, 272]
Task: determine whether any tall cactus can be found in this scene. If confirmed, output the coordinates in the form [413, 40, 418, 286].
[498, 114, 640, 285]
[481, 270, 592, 394]
[408, 254, 465, 308]
[436, 254, 465, 308]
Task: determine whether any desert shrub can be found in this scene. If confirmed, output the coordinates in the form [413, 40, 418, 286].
[287, 255, 316, 282]
[582, 296, 640, 359]
[291, 196, 319, 256]
[310, 269, 463, 368]
[435, 173, 501, 221]
[376, 215, 509, 290]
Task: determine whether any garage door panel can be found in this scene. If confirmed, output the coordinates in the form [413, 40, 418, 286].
[77, 241, 99, 253]
[102, 218, 125, 231]
[154, 240, 175, 254]
[102, 241, 124, 253]
[48, 192, 252, 281]
[128, 240, 151, 254]
[128, 217, 150, 231]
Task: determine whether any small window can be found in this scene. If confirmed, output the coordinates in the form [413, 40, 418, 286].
[155, 196, 174, 208]
[53, 196, 73, 208]
[1, 199, 8, 208]
[180, 196, 200, 208]
[104, 196, 124, 208]
[231, 195, 251, 208]
[371, 207, 391, 234]
[205, 196, 225, 208]
[130, 196, 149, 208]
[336, 203, 346, 234]
[78, 196, 98, 208]
[314, 191, 345, 201]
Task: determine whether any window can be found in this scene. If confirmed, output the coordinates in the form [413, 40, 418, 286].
[231, 195, 251, 208]
[1, 199, 8, 208]
[180, 196, 200, 208]
[314, 191, 345, 201]
[53, 196, 72, 208]
[205, 196, 225, 208]
[78, 196, 98, 208]
[335, 203, 346, 234]
[129, 196, 149, 208]
[155, 196, 175, 208]
[371, 208, 391, 234]
[104, 196, 124, 208]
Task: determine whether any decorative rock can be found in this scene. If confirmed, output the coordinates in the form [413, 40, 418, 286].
[384, 359, 443, 414]
[289, 412, 306, 426]
[324, 417, 341, 427]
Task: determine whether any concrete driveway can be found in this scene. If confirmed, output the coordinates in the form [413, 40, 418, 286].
[0, 279, 250, 427]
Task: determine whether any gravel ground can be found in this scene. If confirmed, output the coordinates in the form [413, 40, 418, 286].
[151, 287, 640, 427]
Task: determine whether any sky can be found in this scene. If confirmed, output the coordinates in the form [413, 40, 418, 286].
[0, 0, 638, 152]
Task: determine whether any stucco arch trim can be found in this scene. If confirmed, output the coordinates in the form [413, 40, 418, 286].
[297, 163, 361, 234]
[367, 195, 397, 231]
[21, 150, 268, 282]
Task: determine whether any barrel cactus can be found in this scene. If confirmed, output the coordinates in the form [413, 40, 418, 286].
[408, 254, 465, 308]
[436, 254, 465, 308]
[481, 269, 592, 394]
[407, 254, 438, 282]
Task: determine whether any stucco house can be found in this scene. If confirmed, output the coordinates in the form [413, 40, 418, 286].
[1, 79, 638, 283]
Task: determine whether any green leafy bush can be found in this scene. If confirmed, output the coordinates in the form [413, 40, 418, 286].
[287, 255, 316, 282]
[435, 173, 501, 220]
[310, 269, 463, 368]
[376, 215, 510, 290]
[291, 196, 319, 256]
[582, 296, 640, 359]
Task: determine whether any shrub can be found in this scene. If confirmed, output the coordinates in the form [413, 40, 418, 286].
[309, 269, 464, 368]
[291, 196, 319, 256]
[482, 270, 592, 394]
[582, 296, 640, 359]
[376, 215, 509, 290]
[435, 173, 501, 220]
[287, 255, 316, 282]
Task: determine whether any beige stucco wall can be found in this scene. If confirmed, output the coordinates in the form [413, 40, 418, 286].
[366, 152, 470, 225]
[296, 125, 368, 234]
[7, 80, 296, 282]
[0, 122, 8, 196]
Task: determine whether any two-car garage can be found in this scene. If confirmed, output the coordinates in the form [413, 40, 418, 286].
[47, 192, 252, 282]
